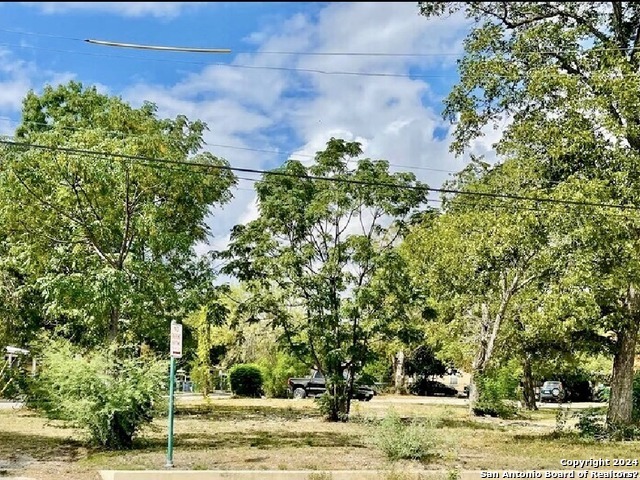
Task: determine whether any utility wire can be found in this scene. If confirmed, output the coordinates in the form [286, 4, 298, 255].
[0, 42, 453, 79]
[0, 116, 459, 175]
[2, 28, 640, 57]
[85, 39, 231, 54]
[1, 139, 637, 212]
[3, 138, 635, 220]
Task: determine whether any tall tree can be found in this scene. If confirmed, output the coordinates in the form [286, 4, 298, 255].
[402, 160, 553, 412]
[224, 138, 427, 421]
[419, 1, 640, 424]
[0, 82, 236, 349]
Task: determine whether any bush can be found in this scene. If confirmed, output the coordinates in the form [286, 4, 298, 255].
[372, 410, 434, 461]
[0, 360, 29, 400]
[574, 408, 607, 440]
[573, 407, 640, 441]
[472, 371, 519, 419]
[228, 363, 263, 397]
[258, 352, 307, 398]
[27, 338, 166, 449]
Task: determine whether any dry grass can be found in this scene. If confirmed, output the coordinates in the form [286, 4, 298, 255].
[0, 396, 638, 480]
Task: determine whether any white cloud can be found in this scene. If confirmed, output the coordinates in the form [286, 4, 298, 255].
[0, 49, 33, 112]
[21, 2, 201, 18]
[120, 3, 477, 261]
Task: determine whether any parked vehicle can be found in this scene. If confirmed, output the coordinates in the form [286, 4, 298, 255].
[287, 370, 375, 401]
[538, 380, 566, 403]
[410, 378, 459, 397]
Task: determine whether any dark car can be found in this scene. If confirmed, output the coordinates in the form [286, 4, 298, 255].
[410, 379, 459, 397]
[287, 370, 375, 401]
[539, 380, 566, 403]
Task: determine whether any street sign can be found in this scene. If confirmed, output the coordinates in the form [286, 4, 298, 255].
[170, 322, 182, 358]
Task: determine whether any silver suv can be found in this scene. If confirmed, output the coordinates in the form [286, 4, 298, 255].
[539, 380, 565, 403]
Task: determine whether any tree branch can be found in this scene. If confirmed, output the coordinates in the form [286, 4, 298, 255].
[13, 170, 117, 268]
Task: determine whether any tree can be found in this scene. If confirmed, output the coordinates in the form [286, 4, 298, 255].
[419, 1, 640, 425]
[402, 160, 552, 412]
[0, 82, 236, 349]
[224, 138, 427, 420]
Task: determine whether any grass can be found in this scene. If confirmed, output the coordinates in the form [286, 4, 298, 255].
[0, 396, 638, 479]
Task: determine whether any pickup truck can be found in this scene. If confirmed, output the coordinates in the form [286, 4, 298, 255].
[287, 370, 375, 401]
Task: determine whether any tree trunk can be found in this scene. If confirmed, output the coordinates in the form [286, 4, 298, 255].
[393, 351, 405, 394]
[326, 379, 349, 422]
[521, 355, 538, 410]
[468, 373, 480, 411]
[469, 303, 491, 413]
[607, 321, 639, 425]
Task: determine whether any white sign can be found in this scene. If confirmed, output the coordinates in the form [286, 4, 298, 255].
[170, 322, 183, 358]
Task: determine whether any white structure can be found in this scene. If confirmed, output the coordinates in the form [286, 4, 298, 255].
[4, 346, 36, 374]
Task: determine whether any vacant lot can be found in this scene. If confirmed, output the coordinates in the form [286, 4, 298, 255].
[0, 396, 637, 480]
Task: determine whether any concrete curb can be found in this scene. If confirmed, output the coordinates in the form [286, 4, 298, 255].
[98, 470, 619, 480]
[99, 470, 453, 480]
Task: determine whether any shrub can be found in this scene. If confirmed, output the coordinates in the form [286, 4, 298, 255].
[27, 338, 166, 449]
[372, 410, 434, 461]
[0, 360, 28, 400]
[258, 352, 307, 398]
[315, 391, 349, 422]
[472, 372, 519, 419]
[572, 407, 640, 441]
[574, 408, 607, 440]
[228, 363, 263, 397]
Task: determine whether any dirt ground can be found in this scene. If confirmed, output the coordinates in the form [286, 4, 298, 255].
[0, 396, 637, 480]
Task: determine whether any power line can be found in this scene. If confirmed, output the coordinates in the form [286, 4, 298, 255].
[0, 42, 456, 79]
[85, 39, 231, 54]
[0, 116, 459, 175]
[1, 139, 637, 212]
[3, 27, 640, 57]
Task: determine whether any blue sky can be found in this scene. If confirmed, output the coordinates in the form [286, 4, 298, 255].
[0, 2, 500, 252]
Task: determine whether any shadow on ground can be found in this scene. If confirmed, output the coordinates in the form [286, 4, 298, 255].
[175, 404, 322, 421]
[136, 430, 366, 451]
[0, 430, 86, 466]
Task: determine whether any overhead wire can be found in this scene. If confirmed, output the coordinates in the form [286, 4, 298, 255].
[0, 42, 455, 79]
[0, 116, 460, 175]
[2, 27, 640, 57]
[1, 139, 638, 214]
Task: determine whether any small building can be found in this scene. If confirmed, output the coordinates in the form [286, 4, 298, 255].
[3, 346, 36, 374]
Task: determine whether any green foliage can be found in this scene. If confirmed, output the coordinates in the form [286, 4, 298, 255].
[472, 371, 519, 419]
[418, 0, 640, 425]
[225, 138, 428, 421]
[572, 407, 640, 441]
[574, 408, 607, 440]
[0, 360, 29, 400]
[0, 81, 236, 349]
[189, 362, 215, 396]
[359, 358, 391, 388]
[28, 338, 166, 449]
[258, 351, 308, 398]
[554, 406, 570, 435]
[404, 345, 446, 378]
[228, 363, 263, 397]
[372, 410, 434, 461]
[315, 391, 348, 422]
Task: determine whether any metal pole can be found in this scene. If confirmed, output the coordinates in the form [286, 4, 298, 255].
[166, 355, 176, 468]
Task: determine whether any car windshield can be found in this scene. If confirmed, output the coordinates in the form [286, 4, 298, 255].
[543, 381, 561, 388]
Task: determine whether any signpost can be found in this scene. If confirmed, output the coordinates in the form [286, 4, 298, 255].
[166, 321, 182, 468]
